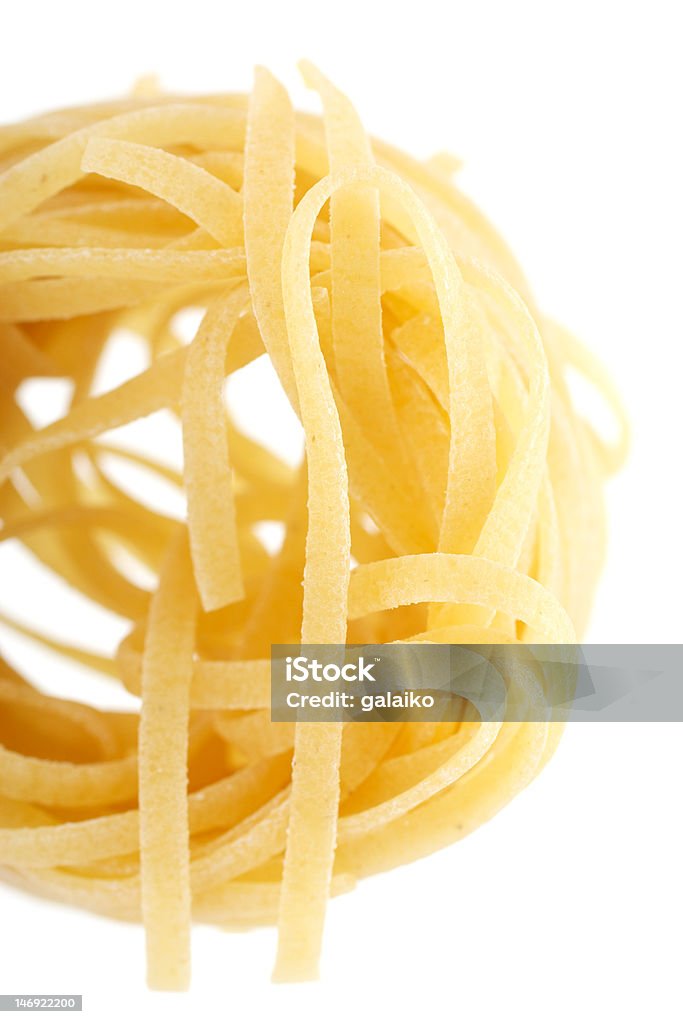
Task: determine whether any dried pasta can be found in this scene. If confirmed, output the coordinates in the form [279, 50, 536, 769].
[0, 63, 627, 987]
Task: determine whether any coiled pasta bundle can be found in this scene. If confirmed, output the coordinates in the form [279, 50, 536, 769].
[0, 63, 627, 987]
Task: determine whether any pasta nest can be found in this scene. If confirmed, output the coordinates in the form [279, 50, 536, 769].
[0, 63, 627, 986]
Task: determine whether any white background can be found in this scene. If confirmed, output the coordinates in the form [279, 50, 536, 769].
[1, 1, 682, 1022]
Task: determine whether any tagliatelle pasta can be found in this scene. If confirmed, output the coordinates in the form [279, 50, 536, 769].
[0, 63, 627, 988]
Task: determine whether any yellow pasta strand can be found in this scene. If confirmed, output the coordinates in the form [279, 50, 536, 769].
[181, 286, 248, 610]
[272, 112, 351, 981]
[138, 528, 197, 990]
